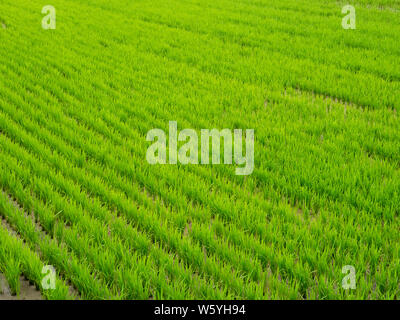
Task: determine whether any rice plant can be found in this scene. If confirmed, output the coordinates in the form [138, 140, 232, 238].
[0, 0, 398, 300]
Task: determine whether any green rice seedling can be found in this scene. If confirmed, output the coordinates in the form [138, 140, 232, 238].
[0, 255, 20, 296]
[0, 0, 399, 299]
[0, 223, 74, 299]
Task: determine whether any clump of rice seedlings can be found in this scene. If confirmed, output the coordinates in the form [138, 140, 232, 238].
[0, 0, 399, 300]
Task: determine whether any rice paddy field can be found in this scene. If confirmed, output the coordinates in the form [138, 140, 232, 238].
[0, 0, 399, 300]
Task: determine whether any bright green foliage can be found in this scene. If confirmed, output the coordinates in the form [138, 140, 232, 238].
[0, 214, 74, 299]
[0, 0, 399, 299]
